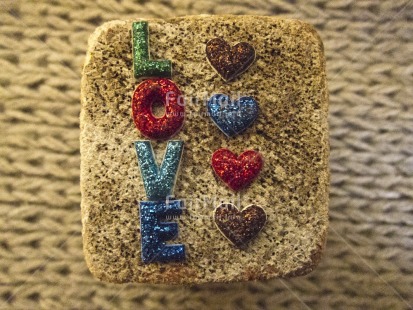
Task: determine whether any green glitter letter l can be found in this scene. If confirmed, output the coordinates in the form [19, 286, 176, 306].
[132, 21, 172, 79]
[134, 140, 183, 200]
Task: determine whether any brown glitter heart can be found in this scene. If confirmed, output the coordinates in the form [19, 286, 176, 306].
[206, 37, 256, 81]
[213, 204, 267, 248]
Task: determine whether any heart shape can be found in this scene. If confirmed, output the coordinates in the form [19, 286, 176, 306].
[208, 94, 258, 137]
[214, 204, 267, 247]
[206, 37, 255, 81]
[211, 149, 263, 191]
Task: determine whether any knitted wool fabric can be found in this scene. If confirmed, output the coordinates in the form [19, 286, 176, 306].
[1, 0, 412, 309]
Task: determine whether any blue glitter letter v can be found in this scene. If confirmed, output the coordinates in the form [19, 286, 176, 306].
[134, 140, 183, 200]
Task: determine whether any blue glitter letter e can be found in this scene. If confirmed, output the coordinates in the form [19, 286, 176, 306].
[139, 200, 185, 263]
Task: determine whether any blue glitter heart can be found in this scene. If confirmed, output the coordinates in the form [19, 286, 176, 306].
[207, 94, 258, 137]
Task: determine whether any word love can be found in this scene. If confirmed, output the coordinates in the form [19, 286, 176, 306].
[132, 21, 185, 264]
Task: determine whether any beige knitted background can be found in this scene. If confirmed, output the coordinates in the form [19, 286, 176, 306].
[1, 0, 412, 309]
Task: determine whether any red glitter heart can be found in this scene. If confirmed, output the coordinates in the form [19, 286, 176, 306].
[211, 148, 263, 191]
[214, 203, 267, 247]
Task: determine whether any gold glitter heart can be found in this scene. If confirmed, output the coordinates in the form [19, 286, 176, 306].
[206, 37, 256, 81]
[213, 203, 267, 248]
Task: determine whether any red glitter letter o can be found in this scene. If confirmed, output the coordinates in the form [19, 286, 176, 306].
[132, 78, 185, 140]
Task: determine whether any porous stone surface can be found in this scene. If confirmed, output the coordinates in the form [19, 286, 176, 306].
[80, 15, 329, 284]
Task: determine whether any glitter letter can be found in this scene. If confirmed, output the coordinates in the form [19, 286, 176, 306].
[135, 140, 183, 200]
[131, 78, 185, 140]
[140, 200, 185, 263]
[132, 21, 172, 79]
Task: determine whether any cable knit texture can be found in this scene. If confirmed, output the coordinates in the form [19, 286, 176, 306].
[0, 0, 412, 309]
